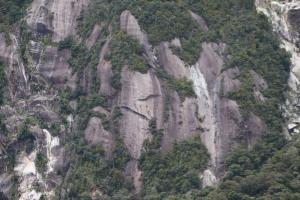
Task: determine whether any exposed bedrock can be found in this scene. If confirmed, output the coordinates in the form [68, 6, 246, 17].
[27, 0, 89, 42]
[189, 11, 209, 32]
[33, 46, 76, 90]
[119, 66, 164, 160]
[0, 33, 28, 99]
[86, 24, 102, 50]
[119, 66, 164, 191]
[97, 32, 115, 96]
[120, 10, 157, 68]
[0, 3, 274, 198]
[118, 9, 267, 183]
[84, 117, 114, 157]
[256, 0, 300, 135]
[157, 40, 265, 179]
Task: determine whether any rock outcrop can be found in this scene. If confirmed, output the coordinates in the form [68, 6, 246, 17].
[27, 0, 89, 42]
[119, 66, 164, 191]
[119, 10, 265, 182]
[256, 0, 300, 135]
[0, 1, 278, 198]
[84, 117, 114, 157]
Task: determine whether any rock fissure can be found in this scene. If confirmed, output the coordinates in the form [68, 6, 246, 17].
[121, 106, 150, 121]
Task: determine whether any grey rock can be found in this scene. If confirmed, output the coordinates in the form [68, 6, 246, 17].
[86, 24, 102, 50]
[0, 174, 13, 198]
[244, 113, 266, 147]
[189, 11, 209, 32]
[27, 0, 89, 42]
[119, 66, 164, 160]
[84, 117, 114, 157]
[39, 47, 76, 90]
[250, 70, 268, 102]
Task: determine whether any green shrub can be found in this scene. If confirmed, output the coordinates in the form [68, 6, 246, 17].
[140, 119, 209, 198]
[109, 31, 148, 84]
[132, 0, 193, 45]
[170, 77, 196, 99]
[0, 61, 7, 105]
[35, 152, 47, 174]
[17, 123, 34, 142]
[58, 36, 75, 50]
[0, 0, 32, 34]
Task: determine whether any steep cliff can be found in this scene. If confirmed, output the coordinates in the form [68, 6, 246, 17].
[256, 0, 300, 135]
[0, 0, 296, 199]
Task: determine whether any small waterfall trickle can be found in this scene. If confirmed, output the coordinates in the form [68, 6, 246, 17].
[10, 34, 28, 87]
[43, 129, 60, 173]
[189, 63, 218, 186]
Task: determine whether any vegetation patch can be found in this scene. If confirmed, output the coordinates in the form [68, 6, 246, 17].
[107, 31, 148, 89]
[156, 69, 196, 100]
[131, 0, 194, 45]
[35, 152, 47, 175]
[139, 119, 209, 199]
[62, 105, 133, 199]
[0, 0, 32, 41]
[0, 61, 7, 105]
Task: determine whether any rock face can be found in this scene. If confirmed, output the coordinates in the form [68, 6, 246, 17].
[119, 66, 164, 191]
[97, 32, 115, 96]
[120, 67, 163, 159]
[86, 24, 102, 49]
[0, 1, 274, 198]
[84, 117, 114, 157]
[156, 39, 246, 176]
[120, 10, 157, 67]
[119, 10, 265, 183]
[27, 0, 89, 42]
[0, 0, 85, 198]
[189, 11, 209, 32]
[0, 33, 28, 99]
[256, 0, 300, 135]
[31, 45, 76, 90]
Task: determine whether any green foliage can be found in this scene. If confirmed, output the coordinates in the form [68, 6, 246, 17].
[61, 93, 132, 199]
[0, 114, 6, 136]
[63, 123, 132, 199]
[139, 119, 209, 199]
[204, 137, 300, 200]
[59, 89, 73, 115]
[108, 31, 148, 89]
[51, 0, 294, 199]
[77, 0, 110, 39]
[171, 30, 206, 65]
[35, 152, 47, 174]
[0, 0, 32, 34]
[186, 0, 290, 135]
[111, 137, 131, 169]
[58, 37, 90, 75]
[0, 61, 7, 105]
[156, 69, 196, 100]
[49, 123, 61, 137]
[17, 122, 34, 142]
[58, 36, 103, 95]
[169, 77, 196, 100]
[76, 94, 107, 130]
[20, 22, 31, 64]
[58, 36, 75, 50]
[16, 119, 36, 154]
[132, 0, 193, 45]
